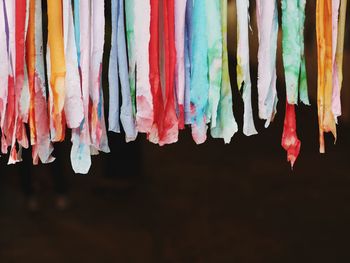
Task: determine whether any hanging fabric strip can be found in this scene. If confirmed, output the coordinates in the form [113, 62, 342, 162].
[159, 0, 178, 145]
[71, 0, 92, 174]
[316, 0, 337, 153]
[0, 0, 8, 143]
[211, 0, 238, 143]
[90, 0, 109, 154]
[333, 0, 347, 122]
[331, 0, 340, 121]
[332, 0, 341, 122]
[205, 0, 222, 129]
[109, 0, 137, 142]
[184, 0, 192, 125]
[7, 0, 29, 164]
[134, 0, 153, 133]
[190, 0, 209, 144]
[125, 0, 136, 116]
[108, 0, 120, 134]
[62, 0, 84, 130]
[1, 0, 14, 155]
[281, 0, 309, 167]
[26, 0, 54, 164]
[256, 0, 279, 128]
[175, 0, 187, 129]
[281, 0, 309, 106]
[148, 0, 164, 144]
[47, 0, 66, 142]
[236, 0, 258, 136]
[281, 103, 301, 167]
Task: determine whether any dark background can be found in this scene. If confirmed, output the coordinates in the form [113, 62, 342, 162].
[1, 1, 350, 262]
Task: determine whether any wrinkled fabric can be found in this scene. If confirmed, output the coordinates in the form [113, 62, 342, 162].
[125, 0, 136, 116]
[109, 0, 137, 142]
[71, 0, 109, 174]
[184, 0, 192, 125]
[26, 0, 54, 164]
[90, 0, 109, 154]
[148, 0, 164, 144]
[148, 0, 178, 146]
[0, 0, 8, 144]
[135, 0, 153, 133]
[174, 0, 187, 129]
[71, 0, 92, 174]
[333, 0, 347, 122]
[256, 0, 279, 128]
[190, 0, 209, 144]
[316, 0, 336, 153]
[47, 0, 66, 142]
[211, 0, 238, 143]
[205, 0, 222, 129]
[331, 0, 340, 121]
[281, 0, 309, 167]
[281, 103, 301, 168]
[63, 0, 84, 130]
[281, 0, 309, 106]
[1, 0, 14, 155]
[159, 0, 178, 145]
[5, 0, 30, 164]
[236, 0, 257, 136]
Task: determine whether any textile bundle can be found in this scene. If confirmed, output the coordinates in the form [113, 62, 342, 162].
[0, 0, 348, 174]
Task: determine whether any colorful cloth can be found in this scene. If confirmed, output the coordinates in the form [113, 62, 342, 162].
[26, 0, 54, 164]
[316, 0, 337, 153]
[211, 0, 238, 143]
[190, 0, 209, 144]
[236, 0, 258, 136]
[175, 0, 187, 129]
[47, 0, 66, 142]
[135, 0, 153, 133]
[333, 0, 347, 122]
[109, 0, 137, 142]
[256, 0, 279, 128]
[281, 0, 309, 167]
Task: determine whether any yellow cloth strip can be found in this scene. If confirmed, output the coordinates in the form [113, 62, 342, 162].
[47, 0, 66, 141]
[316, 0, 336, 153]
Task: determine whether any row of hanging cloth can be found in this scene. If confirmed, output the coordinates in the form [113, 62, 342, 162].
[0, 0, 348, 174]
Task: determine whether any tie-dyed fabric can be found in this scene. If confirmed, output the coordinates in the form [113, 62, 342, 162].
[211, 0, 238, 143]
[149, 0, 178, 146]
[281, 0, 309, 167]
[47, 0, 66, 142]
[0, 1, 348, 173]
[109, 0, 137, 142]
[281, 0, 309, 106]
[316, 0, 337, 153]
[135, 0, 153, 134]
[125, 0, 136, 117]
[184, 0, 192, 125]
[236, 0, 257, 136]
[71, 0, 109, 174]
[333, 0, 347, 122]
[148, 0, 163, 144]
[175, 0, 187, 129]
[205, 0, 222, 129]
[1, 0, 14, 156]
[62, 0, 84, 130]
[190, 0, 209, 144]
[0, 0, 8, 149]
[4, 0, 30, 164]
[71, 0, 92, 174]
[159, 0, 178, 145]
[256, 0, 279, 128]
[90, 0, 109, 154]
[26, 0, 54, 164]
